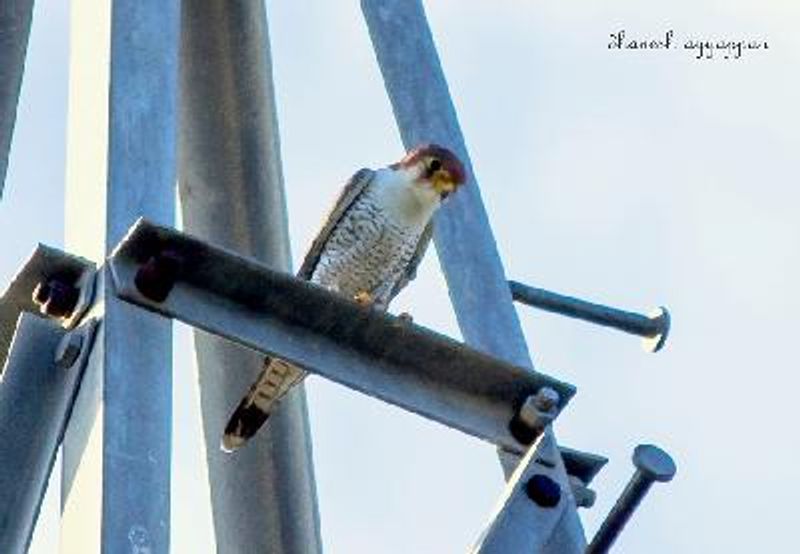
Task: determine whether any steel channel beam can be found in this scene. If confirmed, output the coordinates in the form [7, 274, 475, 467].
[0, 244, 95, 371]
[0, 0, 34, 197]
[107, 219, 575, 453]
[179, 2, 321, 552]
[60, 1, 178, 551]
[360, 1, 586, 551]
[0, 314, 94, 553]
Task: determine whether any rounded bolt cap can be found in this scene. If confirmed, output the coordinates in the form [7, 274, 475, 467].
[526, 474, 561, 508]
[633, 444, 677, 482]
[642, 306, 670, 353]
[55, 332, 84, 369]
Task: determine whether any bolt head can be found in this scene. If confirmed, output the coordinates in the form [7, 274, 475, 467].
[32, 281, 52, 305]
[525, 474, 561, 508]
[55, 332, 84, 369]
[642, 306, 670, 353]
[632, 444, 677, 482]
[32, 279, 79, 318]
[134, 250, 184, 302]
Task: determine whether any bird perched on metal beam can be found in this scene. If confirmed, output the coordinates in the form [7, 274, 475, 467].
[221, 144, 467, 452]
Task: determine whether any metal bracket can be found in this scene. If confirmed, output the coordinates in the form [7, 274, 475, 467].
[0, 245, 96, 371]
[498, 445, 608, 509]
[561, 447, 608, 509]
[107, 219, 576, 452]
[0, 313, 98, 553]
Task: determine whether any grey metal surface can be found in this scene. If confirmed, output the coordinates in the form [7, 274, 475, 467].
[179, 2, 321, 551]
[510, 280, 671, 352]
[0, 245, 94, 371]
[60, 1, 179, 551]
[587, 445, 676, 554]
[108, 219, 575, 453]
[0, 0, 34, 197]
[470, 433, 583, 553]
[361, 1, 587, 550]
[0, 314, 95, 553]
[560, 447, 608, 487]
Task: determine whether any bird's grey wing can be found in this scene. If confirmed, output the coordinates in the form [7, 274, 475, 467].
[388, 220, 434, 300]
[296, 168, 375, 280]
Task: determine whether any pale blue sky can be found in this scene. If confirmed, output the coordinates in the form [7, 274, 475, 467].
[3, 1, 799, 552]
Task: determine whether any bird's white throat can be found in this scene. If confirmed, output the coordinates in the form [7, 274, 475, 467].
[372, 167, 440, 227]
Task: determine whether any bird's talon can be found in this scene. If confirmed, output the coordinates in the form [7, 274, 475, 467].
[398, 312, 414, 324]
[353, 291, 373, 306]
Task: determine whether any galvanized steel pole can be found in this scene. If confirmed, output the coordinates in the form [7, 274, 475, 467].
[0, 0, 34, 197]
[361, 1, 586, 551]
[179, 2, 322, 552]
[61, 1, 178, 551]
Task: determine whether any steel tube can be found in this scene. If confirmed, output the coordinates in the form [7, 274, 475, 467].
[0, 0, 34, 197]
[509, 280, 667, 339]
[179, 2, 321, 552]
[361, 2, 586, 551]
[61, 1, 178, 551]
[587, 445, 676, 553]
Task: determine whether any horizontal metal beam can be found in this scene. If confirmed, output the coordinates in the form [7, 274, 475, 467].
[108, 219, 576, 453]
[0, 245, 95, 370]
[0, 313, 96, 552]
[0, 0, 34, 197]
[471, 433, 583, 553]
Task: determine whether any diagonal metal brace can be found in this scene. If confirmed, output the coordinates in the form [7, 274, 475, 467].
[107, 219, 576, 453]
[471, 432, 580, 553]
[0, 313, 98, 553]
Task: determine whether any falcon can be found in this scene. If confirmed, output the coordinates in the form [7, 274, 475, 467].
[221, 144, 467, 452]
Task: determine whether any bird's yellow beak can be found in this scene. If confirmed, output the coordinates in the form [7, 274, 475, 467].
[431, 169, 456, 197]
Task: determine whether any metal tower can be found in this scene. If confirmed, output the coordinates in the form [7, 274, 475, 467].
[0, 1, 675, 552]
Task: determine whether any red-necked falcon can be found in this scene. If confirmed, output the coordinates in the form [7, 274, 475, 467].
[221, 144, 467, 452]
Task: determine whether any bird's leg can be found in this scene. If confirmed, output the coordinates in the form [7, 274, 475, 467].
[353, 290, 374, 306]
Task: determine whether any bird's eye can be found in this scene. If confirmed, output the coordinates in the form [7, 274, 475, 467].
[429, 159, 442, 172]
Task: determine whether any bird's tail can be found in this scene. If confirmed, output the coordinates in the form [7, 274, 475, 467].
[221, 356, 306, 452]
